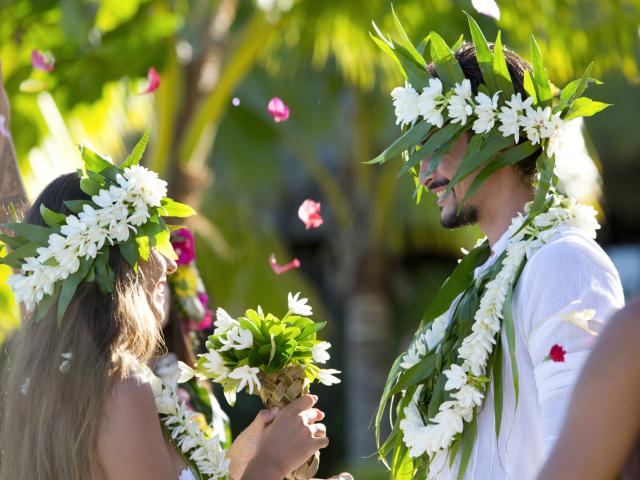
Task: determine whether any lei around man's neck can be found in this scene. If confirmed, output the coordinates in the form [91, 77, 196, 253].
[0, 128, 196, 323]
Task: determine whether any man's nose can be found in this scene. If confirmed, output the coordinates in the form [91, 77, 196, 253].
[419, 157, 436, 187]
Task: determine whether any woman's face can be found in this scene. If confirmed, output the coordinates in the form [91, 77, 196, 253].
[141, 250, 177, 324]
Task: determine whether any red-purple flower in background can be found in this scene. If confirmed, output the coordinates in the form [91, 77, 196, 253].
[31, 49, 55, 72]
[269, 254, 300, 275]
[298, 199, 324, 230]
[171, 228, 196, 265]
[195, 292, 214, 330]
[141, 67, 160, 94]
[268, 97, 290, 122]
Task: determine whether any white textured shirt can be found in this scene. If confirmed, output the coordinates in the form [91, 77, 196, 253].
[429, 225, 624, 479]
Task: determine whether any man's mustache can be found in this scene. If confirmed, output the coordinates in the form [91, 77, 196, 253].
[426, 178, 450, 191]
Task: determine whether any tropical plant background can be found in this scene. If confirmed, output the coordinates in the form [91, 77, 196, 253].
[1, 0, 640, 477]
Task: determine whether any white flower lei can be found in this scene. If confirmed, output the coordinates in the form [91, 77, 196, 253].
[7, 165, 167, 311]
[143, 367, 230, 479]
[398, 196, 599, 459]
[391, 79, 566, 156]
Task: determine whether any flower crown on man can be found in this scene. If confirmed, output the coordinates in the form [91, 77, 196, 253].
[0, 128, 196, 323]
[369, 9, 607, 218]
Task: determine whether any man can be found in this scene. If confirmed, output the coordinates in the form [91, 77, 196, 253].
[372, 14, 624, 480]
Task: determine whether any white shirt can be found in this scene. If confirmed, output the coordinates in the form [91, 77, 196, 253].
[430, 225, 624, 479]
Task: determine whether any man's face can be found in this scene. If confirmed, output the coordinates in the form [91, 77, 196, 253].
[419, 133, 478, 229]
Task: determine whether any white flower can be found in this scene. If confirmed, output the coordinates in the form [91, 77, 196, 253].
[228, 365, 261, 394]
[447, 79, 474, 124]
[498, 93, 533, 142]
[20, 377, 31, 395]
[400, 337, 426, 370]
[123, 165, 168, 207]
[417, 78, 447, 128]
[443, 364, 467, 391]
[288, 292, 313, 317]
[559, 307, 598, 336]
[218, 326, 253, 351]
[201, 351, 230, 381]
[317, 368, 341, 386]
[391, 83, 420, 128]
[452, 384, 484, 409]
[520, 106, 553, 145]
[312, 341, 331, 364]
[214, 308, 238, 335]
[472, 91, 500, 134]
[177, 361, 196, 383]
[424, 314, 448, 350]
[59, 352, 73, 373]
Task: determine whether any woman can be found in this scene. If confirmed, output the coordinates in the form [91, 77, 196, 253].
[538, 297, 640, 479]
[0, 171, 329, 480]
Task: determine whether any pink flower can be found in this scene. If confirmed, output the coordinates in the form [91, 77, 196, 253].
[171, 228, 196, 265]
[268, 97, 290, 122]
[546, 344, 566, 362]
[197, 309, 214, 330]
[0, 114, 9, 138]
[298, 199, 324, 230]
[141, 67, 160, 94]
[269, 254, 300, 275]
[31, 49, 55, 72]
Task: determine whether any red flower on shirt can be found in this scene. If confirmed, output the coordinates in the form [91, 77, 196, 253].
[547, 344, 566, 363]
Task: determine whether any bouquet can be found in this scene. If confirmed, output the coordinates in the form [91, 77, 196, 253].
[178, 292, 340, 480]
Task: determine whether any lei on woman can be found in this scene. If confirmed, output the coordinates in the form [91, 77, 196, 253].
[369, 10, 609, 479]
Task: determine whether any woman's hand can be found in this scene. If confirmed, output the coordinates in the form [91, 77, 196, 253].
[227, 407, 279, 480]
[240, 394, 329, 480]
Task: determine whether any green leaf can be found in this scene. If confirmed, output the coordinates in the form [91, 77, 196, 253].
[0, 233, 29, 251]
[1, 223, 52, 245]
[464, 11, 497, 92]
[154, 228, 178, 260]
[427, 373, 447, 419]
[57, 258, 93, 324]
[374, 353, 404, 449]
[79, 145, 113, 173]
[79, 177, 101, 196]
[366, 121, 431, 165]
[557, 63, 600, 111]
[369, 32, 404, 74]
[136, 233, 151, 262]
[429, 32, 465, 86]
[121, 126, 151, 169]
[399, 122, 468, 176]
[392, 40, 430, 90]
[391, 444, 414, 480]
[492, 32, 514, 96]
[34, 285, 61, 322]
[457, 413, 478, 479]
[530, 35, 552, 106]
[530, 153, 555, 213]
[422, 125, 471, 179]
[492, 338, 504, 438]
[461, 141, 540, 206]
[421, 241, 491, 327]
[39, 204, 66, 228]
[565, 97, 611, 120]
[119, 237, 139, 268]
[451, 33, 464, 52]
[447, 131, 514, 196]
[390, 354, 437, 395]
[391, 5, 426, 67]
[63, 200, 92, 214]
[523, 70, 537, 101]
[0, 242, 39, 265]
[94, 248, 115, 294]
[503, 288, 519, 405]
[160, 198, 197, 218]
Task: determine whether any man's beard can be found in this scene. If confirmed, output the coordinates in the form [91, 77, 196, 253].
[440, 190, 478, 229]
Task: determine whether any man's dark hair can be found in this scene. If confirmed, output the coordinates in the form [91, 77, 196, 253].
[427, 42, 541, 179]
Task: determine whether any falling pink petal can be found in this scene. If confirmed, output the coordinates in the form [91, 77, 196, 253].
[31, 49, 55, 72]
[269, 254, 301, 275]
[232, 97, 241, 106]
[0, 114, 9, 138]
[141, 67, 160, 94]
[471, 0, 501, 20]
[268, 97, 290, 123]
[298, 199, 324, 230]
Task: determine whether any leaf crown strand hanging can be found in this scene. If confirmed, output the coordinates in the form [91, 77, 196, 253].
[0, 127, 197, 323]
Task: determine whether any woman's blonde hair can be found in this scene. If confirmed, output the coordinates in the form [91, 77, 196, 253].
[0, 173, 164, 479]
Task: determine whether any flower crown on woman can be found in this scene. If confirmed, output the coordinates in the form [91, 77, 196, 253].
[369, 10, 607, 214]
[0, 128, 195, 322]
